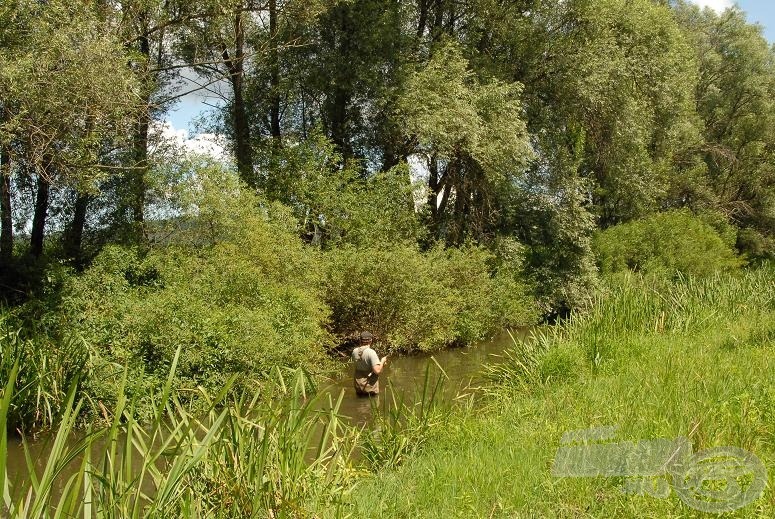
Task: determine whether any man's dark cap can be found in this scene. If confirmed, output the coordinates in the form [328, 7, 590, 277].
[360, 331, 374, 342]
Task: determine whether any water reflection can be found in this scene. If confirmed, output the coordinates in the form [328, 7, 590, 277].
[318, 328, 530, 426]
[4, 328, 531, 484]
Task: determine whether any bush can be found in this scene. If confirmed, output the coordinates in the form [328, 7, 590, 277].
[324, 243, 536, 352]
[55, 164, 332, 411]
[592, 210, 741, 277]
[737, 227, 775, 264]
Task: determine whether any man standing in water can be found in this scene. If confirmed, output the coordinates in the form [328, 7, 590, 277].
[352, 331, 388, 396]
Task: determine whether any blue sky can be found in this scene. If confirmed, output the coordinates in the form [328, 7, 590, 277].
[742, 0, 775, 41]
[168, 0, 775, 133]
[709, 0, 775, 40]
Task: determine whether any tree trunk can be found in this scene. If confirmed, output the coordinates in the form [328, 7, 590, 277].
[0, 147, 12, 262]
[428, 153, 439, 221]
[431, 0, 445, 42]
[131, 25, 151, 233]
[330, 87, 351, 158]
[269, 0, 282, 141]
[416, 0, 429, 40]
[381, 146, 397, 172]
[30, 172, 50, 259]
[328, 6, 353, 159]
[63, 192, 90, 267]
[133, 109, 149, 226]
[227, 11, 254, 187]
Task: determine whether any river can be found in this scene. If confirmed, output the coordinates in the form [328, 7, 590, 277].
[318, 327, 530, 425]
[4, 328, 530, 489]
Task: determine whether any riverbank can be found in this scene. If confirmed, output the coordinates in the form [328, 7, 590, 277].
[324, 268, 775, 517]
[0, 325, 531, 517]
[0, 237, 538, 434]
[2, 268, 773, 517]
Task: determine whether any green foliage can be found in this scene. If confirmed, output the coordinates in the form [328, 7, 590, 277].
[559, 266, 775, 371]
[737, 227, 775, 264]
[0, 0, 139, 185]
[675, 3, 775, 242]
[537, 343, 584, 385]
[475, 0, 702, 226]
[1, 159, 540, 430]
[398, 41, 533, 177]
[593, 210, 741, 277]
[485, 331, 585, 391]
[55, 163, 332, 412]
[397, 40, 534, 244]
[259, 133, 425, 247]
[567, 0, 700, 224]
[324, 243, 536, 352]
[1, 358, 358, 518]
[514, 169, 600, 314]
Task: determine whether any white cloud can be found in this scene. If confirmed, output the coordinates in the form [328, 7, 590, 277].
[688, 0, 733, 13]
[150, 120, 230, 162]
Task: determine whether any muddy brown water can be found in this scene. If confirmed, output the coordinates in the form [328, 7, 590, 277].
[4, 328, 531, 486]
[317, 327, 531, 426]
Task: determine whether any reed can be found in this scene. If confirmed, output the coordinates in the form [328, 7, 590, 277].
[335, 267, 775, 517]
[1, 348, 358, 518]
[360, 362, 449, 470]
[0, 320, 88, 434]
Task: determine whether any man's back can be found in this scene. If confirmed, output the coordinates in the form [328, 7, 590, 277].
[352, 344, 382, 396]
[352, 345, 379, 375]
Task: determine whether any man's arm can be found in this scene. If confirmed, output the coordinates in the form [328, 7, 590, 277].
[369, 350, 388, 374]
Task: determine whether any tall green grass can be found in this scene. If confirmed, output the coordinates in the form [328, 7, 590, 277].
[1, 347, 359, 518]
[360, 363, 450, 470]
[0, 319, 88, 433]
[334, 267, 775, 517]
[488, 266, 775, 379]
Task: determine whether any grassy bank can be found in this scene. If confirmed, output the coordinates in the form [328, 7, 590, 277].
[330, 267, 775, 517]
[2, 267, 773, 517]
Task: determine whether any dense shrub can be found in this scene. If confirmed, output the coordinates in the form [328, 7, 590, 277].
[592, 210, 741, 277]
[737, 227, 775, 264]
[56, 164, 332, 409]
[324, 243, 536, 351]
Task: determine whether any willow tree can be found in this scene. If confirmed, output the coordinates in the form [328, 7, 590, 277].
[539, 0, 699, 226]
[176, 0, 330, 187]
[0, 0, 36, 262]
[109, 0, 220, 235]
[397, 42, 533, 244]
[675, 3, 775, 254]
[0, 0, 139, 260]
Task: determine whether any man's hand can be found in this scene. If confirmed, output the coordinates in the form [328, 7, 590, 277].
[381, 356, 389, 366]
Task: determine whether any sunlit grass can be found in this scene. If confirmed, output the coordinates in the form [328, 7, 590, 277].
[335, 267, 775, 517]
